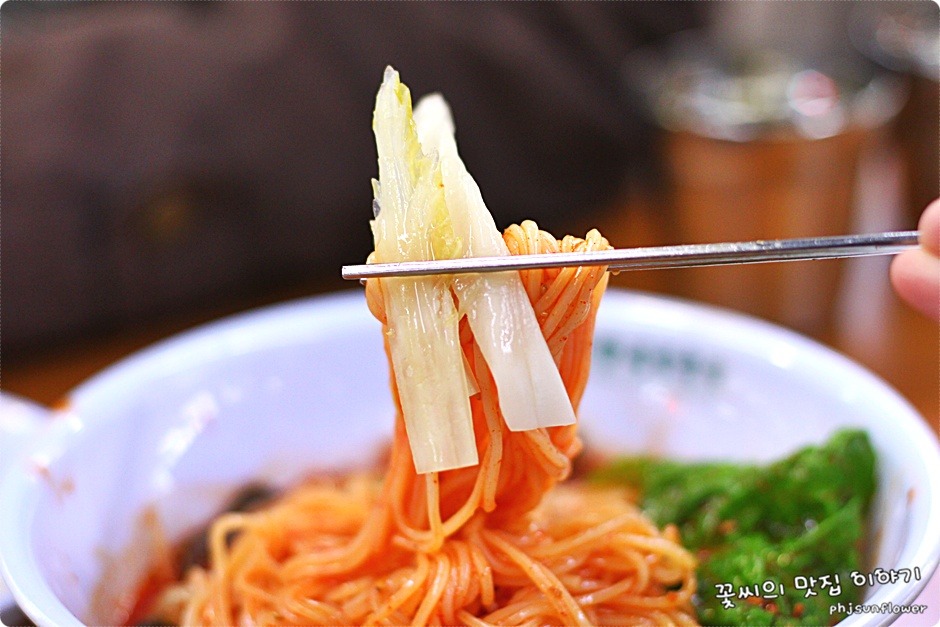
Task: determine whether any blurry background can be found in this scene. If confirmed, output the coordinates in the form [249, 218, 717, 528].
[1, 1, 937, 429]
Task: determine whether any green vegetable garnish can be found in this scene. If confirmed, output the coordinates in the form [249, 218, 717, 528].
[592, 429, 876, 625]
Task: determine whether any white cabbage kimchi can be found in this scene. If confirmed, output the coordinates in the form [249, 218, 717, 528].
[370, 67, 575, 474]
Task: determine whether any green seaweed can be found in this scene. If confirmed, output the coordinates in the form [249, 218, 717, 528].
[591, 429, 877, 625]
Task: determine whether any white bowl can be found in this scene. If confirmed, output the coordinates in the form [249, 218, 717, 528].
[1, 290, 938, 626]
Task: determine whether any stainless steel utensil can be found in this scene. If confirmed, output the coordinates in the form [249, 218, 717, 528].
[342, 231, 919, 280]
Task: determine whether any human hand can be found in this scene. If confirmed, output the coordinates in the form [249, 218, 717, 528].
[890, 199, 940, 320]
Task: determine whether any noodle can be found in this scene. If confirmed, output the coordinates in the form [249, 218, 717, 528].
[152, 223, 698, 626]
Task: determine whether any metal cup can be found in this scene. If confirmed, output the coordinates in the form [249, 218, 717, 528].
[632, 30, 905, 336]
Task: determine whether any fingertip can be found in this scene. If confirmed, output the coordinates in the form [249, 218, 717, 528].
[917, 199, 940, 256]
[891, 248, 940, 321]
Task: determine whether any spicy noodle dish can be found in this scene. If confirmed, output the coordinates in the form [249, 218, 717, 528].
[128, 68, 878, 627]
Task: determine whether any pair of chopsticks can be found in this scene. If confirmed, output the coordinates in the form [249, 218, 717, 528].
[342, 231, 920, 281]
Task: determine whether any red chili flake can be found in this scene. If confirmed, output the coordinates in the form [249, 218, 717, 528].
[30, 460, 52, 482]
[766, 602, 778, 614]
[793, 602, 805, 618]
[60, 476, 75, 496]
[745, 596, 763, 606]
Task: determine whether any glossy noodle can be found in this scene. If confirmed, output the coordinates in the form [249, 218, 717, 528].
[151, 223, 697, 626]
[148, 69, 698, 626]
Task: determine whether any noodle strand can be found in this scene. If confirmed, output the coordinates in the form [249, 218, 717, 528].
[154, 223, 698, 626]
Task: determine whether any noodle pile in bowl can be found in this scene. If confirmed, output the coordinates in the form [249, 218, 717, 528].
[148, 69, 698, 626]
[152, 224, 697, 626]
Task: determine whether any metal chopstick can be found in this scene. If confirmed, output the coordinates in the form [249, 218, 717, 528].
[342, 231, 920, 280]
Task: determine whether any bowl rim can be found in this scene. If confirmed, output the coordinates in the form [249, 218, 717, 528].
[1, 288, 938, 627]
